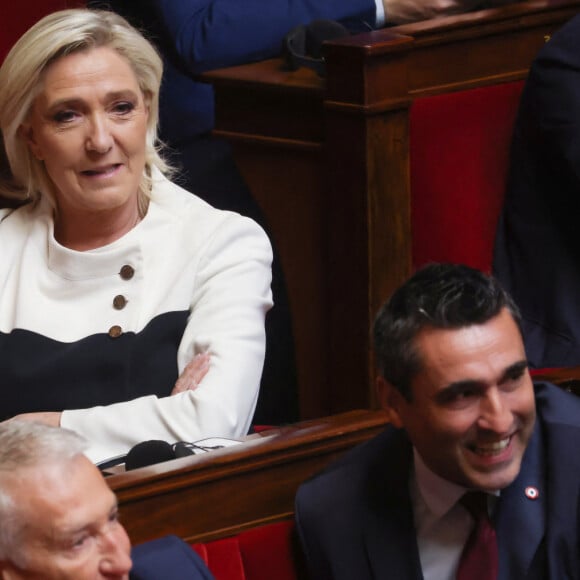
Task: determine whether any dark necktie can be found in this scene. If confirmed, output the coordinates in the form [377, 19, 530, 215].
[456, 491, 498, 580]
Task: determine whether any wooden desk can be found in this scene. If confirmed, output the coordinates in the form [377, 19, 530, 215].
[108, 409, 388, 544]
[202, 0, 580, 419]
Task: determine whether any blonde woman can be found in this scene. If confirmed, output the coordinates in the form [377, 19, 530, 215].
[0, 9, 272, 463]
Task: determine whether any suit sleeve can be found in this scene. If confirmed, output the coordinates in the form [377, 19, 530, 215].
[130, 536, 215, 580]
[524, 18, 580, 185]
[149, 0, 379, 73]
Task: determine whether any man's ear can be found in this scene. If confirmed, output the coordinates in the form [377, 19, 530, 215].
[375, 375, 405, 428]
[18, 123, 43, 161]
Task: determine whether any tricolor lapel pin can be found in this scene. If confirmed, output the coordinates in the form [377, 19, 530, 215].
[525, 486, 539, 500]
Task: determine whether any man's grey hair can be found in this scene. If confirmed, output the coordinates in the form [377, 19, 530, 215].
[0, 421, 88, 565]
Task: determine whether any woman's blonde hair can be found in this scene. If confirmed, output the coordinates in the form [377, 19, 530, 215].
[0, 9, 167, 207]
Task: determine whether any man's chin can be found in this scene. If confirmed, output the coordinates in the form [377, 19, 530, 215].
[459, 438, 527, 490]
[463, 460, 522, 492]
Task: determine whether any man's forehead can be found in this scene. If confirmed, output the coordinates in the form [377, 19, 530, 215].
[9, 456, 110, 508]
[9, 457, 117, 535]
[411, 310, 526, 385]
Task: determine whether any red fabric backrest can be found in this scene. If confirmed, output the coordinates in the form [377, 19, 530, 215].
[410, 81, 524, 272]
[1, 1, 85, 61]
[192, 520, 299, 580]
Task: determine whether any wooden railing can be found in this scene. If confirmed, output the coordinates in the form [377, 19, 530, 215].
[532, 366, 580, 396]
[108, 409, 388, 544]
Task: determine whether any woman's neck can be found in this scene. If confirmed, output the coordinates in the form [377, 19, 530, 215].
[53, 204, 143, 251]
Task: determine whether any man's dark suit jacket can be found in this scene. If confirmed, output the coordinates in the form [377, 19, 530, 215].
[493, 14, 580, 368]
[130, 535, 214, 579]
[295, 383, 580, 579]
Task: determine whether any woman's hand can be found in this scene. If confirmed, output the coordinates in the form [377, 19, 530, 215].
[7, 411, 62, 427]
[171, 352, 211, 395]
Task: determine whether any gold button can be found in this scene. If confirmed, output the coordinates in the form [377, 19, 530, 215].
[113, 295, 128, 310]
[119, 265, 135, 280]
[108, 325, 123, 338]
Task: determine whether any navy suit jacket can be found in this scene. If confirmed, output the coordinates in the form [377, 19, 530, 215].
[295, 383, 580, 579]
[493, 14, 580, 368]
[130, 535, 214, 580]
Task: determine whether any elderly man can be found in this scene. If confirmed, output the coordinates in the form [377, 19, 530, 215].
[0, 420, 213, 579]
[295, 263, 580, 579]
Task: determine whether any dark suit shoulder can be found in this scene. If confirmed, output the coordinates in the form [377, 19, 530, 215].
[532, 382, 580, 577]
[296, 426, 412, 526]
[534, 381, 580, 429]
[534, 382, 580, 485]
[295, 426, 420, 580]
[534, 13, 580, 67]
[524, 12, 580, 115]
[300, 426, 407, 487]
[130, 535, 214, 580]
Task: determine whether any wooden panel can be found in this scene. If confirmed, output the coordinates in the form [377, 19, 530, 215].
[231, 143, 328, 416]
[108, 410, 388, 544]
[202, 0, 580, 419]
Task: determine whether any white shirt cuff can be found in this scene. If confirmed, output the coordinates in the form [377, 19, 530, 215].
[375, 0, 385, 27]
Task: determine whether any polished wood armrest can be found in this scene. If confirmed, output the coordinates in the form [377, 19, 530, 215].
[108, 410, 388, 544]
[531, 366, 580, 396]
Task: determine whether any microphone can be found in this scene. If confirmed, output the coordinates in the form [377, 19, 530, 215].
[173, 441, 195, 458]
[122, 439, 228, 471]
[124, 440, 176, 471]
[283, 20, 350, 76]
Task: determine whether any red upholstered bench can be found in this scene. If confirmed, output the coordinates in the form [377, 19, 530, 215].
[1, 1, 84, 61]
[192, 520, 300, 580]
[410, 80, 525, 272]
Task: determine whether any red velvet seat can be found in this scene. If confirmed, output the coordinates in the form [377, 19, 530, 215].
[192, 520, 299, 580]
[410, 81, 524, 272]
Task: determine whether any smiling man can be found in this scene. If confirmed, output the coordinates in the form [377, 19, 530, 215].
[295, 263, 580, 580]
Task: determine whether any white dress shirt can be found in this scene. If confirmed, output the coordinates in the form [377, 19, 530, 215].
[411, 449, 498, 580]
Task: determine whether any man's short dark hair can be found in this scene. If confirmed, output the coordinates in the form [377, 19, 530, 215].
[373, 263, 522, 400]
